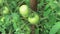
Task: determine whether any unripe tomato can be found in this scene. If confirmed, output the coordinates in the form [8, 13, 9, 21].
[1, 17, 5, 22]
[3, 6, 9, 14]
[19, 5, 30, 17]
[28, 13, 40, 24]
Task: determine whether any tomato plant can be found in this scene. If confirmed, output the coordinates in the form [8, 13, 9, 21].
[0, 0, 60, 34]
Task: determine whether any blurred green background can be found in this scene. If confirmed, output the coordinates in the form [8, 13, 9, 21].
[0, 0, 60, 34]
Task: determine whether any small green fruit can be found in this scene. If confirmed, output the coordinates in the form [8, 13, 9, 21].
[28, 13, 40, 24]
[19, 5, 30, 17]
[3, 6, 9, 14]
[1, 17, 5, 22]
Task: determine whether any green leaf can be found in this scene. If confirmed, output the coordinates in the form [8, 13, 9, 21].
[25, 0, 30, 6]
[11, 13, 20, 22]
[48, 12, 56, 25]
[44, 4, 50, 10]
[44, 9, 51, 17]
[49, 22, 60, 34]
[35, 28, 39, 34]
[11, 13, 20, 30]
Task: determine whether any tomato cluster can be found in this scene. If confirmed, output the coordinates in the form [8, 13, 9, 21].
[19, 5, 40, 24]
[0, 5, 40, 25]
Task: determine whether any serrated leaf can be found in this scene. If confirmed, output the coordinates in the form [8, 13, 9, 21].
[35, 28, 39, 34]
[11, 13, 20, 22]
[44, 4, 50, 10]
[44, 9, 51, 17]
[11, 13, 20, 30]
[48, 12, 56, 25]
[49, 22, 60, 34]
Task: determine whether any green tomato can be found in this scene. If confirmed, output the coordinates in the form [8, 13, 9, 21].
[19, 5, 30, 17]
[3, 6, 9, 14]
[28, 13, 40, 24]
[1, 17, 5, 22]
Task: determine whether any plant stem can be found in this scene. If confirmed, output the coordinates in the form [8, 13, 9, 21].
[30, 0, 37, 11]
[30, 25, 35, 34]
[30, 0, 37, 34]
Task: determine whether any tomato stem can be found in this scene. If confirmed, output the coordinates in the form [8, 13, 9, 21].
[30, 0, 37, 34]
[30, 25, 35, 34]
[30, 0, 37, 11]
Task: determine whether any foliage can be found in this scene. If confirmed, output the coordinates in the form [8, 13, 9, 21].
[49, 22, 60, 34]
[0, 0, 60, 34]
